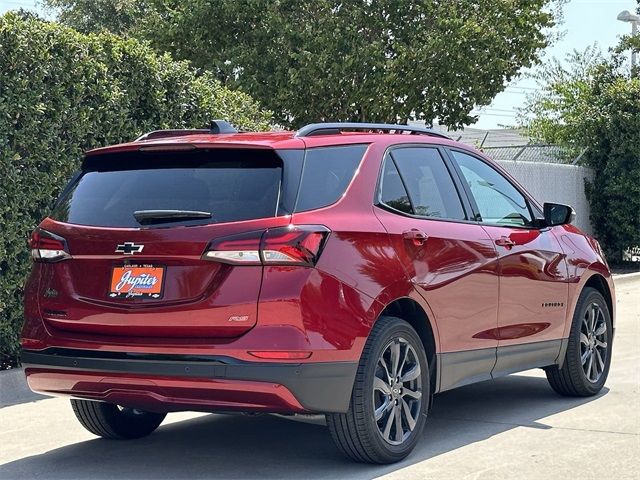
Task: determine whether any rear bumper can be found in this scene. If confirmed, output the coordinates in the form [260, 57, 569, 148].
[21, 349, 357, 414]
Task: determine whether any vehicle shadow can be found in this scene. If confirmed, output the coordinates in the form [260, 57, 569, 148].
[0, 374, 606, 480]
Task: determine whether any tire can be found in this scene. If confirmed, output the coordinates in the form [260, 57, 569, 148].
[71, 399, 166, 439]
[545, 287, 612, 397]
[326, 316, 430, 464]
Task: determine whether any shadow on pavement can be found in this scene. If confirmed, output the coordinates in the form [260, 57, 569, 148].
[0, 368, 49, 408]
[0, 374, 606, 480]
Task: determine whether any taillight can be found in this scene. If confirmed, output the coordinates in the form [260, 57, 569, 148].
[261, 225, 329, 265]
[30, 228, 71, 262]
[203, 225, 330, 267]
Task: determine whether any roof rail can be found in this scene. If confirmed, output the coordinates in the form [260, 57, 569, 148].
[135, 120, 238, 142]
[295, 122, 450, 139]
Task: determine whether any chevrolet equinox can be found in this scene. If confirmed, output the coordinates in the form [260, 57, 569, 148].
[21, 121, 614, 464]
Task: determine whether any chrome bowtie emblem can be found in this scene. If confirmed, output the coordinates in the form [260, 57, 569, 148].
[115, 242, 144, 255]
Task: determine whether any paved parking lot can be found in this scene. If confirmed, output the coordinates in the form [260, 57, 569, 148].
[1, 277, 638, 480]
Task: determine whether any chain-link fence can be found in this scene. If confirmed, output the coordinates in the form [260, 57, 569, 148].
[427, 124, 587, 165]
[482, 145, 586, 165]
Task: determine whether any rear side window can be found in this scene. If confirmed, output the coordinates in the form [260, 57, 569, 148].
[294, 144, 367, 212]
[389, 147, 466, 220]
[51, 150, 282, 228]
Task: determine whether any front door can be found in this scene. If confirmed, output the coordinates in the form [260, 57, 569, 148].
[449, 149, 569, 375]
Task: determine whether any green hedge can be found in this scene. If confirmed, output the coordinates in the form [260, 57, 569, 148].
[0, 13, 271, 368]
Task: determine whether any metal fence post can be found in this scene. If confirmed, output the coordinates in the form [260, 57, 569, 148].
[571, 148, 588, 165]
[479, 131, 489, 148]
[512, 145, 528, 161]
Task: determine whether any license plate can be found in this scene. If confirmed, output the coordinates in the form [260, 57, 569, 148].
[109, 265, 165, 299]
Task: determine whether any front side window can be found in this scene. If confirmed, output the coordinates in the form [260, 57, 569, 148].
[384, 147, 466, 220]
[451, 150, 533, 227]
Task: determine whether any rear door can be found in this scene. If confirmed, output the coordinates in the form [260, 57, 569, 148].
[373, 146, 500, 391]
[37, 147, 297, 340]
[448, 149, 569, 374]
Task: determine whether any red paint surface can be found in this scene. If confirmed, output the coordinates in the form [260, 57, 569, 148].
[481, 224, 569, 346]
[25, 368, 305, 413]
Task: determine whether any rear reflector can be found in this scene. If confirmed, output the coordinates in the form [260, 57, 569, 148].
[30, 228, 71, 262]
[20, 337, 46, 349]
[203, 225, 330, 266]
[248, 351, 312, 360]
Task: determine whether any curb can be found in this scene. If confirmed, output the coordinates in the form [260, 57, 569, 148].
[612, 271, 640, 286]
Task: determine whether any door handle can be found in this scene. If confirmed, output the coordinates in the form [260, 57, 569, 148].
[403, 229, 429, 246]
[495, 236, 516, 249]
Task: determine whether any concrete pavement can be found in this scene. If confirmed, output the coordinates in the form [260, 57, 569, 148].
[1, 278, 638, 480]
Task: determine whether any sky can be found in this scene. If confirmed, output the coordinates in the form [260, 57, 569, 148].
[472, 0, 637, 129]
[0, 0, 636, 130]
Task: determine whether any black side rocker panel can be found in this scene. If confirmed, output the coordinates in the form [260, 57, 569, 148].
[21, 348, 358, 414]
[436, 339, 565, 393]
[492, 339, 563, 378]
[436, 347, 496, 392]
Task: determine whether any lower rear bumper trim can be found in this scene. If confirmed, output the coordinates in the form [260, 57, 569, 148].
[21, 349, 358, 413]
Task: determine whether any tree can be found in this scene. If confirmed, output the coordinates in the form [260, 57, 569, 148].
[519, 45, 603, 153]
[43, 0, 150, 35]
[520, 38, 640, 261]
[0, 12, 270, 368]
[44, 0, 564, 128]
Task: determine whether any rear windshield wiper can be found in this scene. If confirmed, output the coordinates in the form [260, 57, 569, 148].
[133, 210, 212, 225]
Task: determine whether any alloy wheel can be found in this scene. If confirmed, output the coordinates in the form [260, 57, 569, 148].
[373, 337, 423, 445]
[580, 302, 608, 383]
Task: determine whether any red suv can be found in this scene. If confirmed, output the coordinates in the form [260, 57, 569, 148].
[22, 122, 614, 463]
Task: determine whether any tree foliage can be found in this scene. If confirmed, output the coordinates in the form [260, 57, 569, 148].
[44, 0, 563, 128]
[44, 0, 149, 35]
[0, 12, 270, 368]
[520, 38, 640, 261]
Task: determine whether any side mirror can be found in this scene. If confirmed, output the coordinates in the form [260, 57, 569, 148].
[543, 202, 576, 227]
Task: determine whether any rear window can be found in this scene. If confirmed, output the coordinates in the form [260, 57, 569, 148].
[294, 144, 367, 212]
[51, 150, 282, 228]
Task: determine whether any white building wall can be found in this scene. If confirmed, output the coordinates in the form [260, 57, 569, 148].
[496, 160, 595, 235]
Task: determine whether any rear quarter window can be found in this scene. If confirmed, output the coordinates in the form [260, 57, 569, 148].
[294, 144, 367, 212]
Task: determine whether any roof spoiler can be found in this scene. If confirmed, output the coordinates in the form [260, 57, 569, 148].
[295, 122, 450, 139]
[135, 120, 238, 142]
